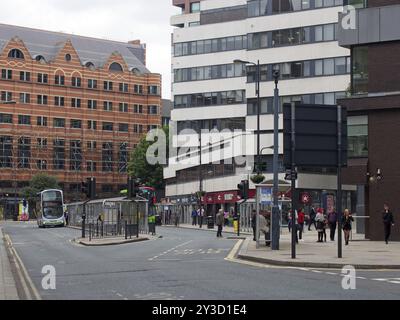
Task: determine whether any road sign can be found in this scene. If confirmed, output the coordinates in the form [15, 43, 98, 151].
[283, 103, 347, 168]
[285, 169, 298, 181]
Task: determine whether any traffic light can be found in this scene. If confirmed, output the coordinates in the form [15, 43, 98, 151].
[237, 180, 249, 200]
[127, 177, 139, 199]
[82, 178, 96, 199]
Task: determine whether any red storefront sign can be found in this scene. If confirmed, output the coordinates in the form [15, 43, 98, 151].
[202, 190, 256, 204]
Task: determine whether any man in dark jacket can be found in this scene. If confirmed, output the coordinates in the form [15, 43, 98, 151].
[308, 206, 317, 231]
[216, 209, 224, 238]
[328, 210, 338, 241]
[383, 203, 395, 244]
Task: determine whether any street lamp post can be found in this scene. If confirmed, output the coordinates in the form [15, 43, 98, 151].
[272, 70, 281, 251]
[233, 60, 261, 173]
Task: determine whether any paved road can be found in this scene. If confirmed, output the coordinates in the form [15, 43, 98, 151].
[2, 222, 400, 300]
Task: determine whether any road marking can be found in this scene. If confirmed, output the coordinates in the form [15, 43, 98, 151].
[149, 240, 193, 261]
[4, 234, 42, 300]
[389, 281, 400, 284]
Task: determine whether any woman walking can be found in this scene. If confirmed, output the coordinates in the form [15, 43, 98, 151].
[342, 209, 354, 246]
[315, 208, 325, 243]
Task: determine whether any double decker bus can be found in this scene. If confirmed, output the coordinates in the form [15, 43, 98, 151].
[36, 189, 65, 228]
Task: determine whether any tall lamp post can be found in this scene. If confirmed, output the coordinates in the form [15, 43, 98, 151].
[233, 60, 261, 173]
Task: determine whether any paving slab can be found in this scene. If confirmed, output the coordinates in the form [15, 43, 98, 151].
[0, 226, 19, 300]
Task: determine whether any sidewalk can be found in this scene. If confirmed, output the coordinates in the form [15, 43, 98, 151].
[238, 231, 400, 269]
[163, 223, 252, 236]
[0, 227, 19, 300]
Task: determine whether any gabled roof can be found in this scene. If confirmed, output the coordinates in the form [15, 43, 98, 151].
[0, 23, 149, 73]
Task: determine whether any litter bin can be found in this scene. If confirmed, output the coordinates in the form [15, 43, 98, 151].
[233, 216, 239, 233]
[207, 216, 214, 229]
[155, 215, 162, 226]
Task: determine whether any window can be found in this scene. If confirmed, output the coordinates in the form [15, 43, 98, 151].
[352, 46, 369, 94]
[87, 141, 97, 150]
[54, 139, 65, 170]
[8, 49, 24, 59]
[119, 103, 128, 113]
[190, 2, 200, 13]
[20, 71, 30, 82]
[104, 81, 113, 91]
[37, 95, 48, 105]
[65, 54, 72, 61]
[37, 116, 47, 126]
[37, 138, 47, 149]
[18, 115, 31, 125]
[1, 91, 12, 102]
[71, 98, 81, 108]
[104, 101, 113, 111]
[134, 84, 143, 94]
[174, 90, 246, 108]
[335, 57, 347, 74]
[17, 137, 30, 168]
[87, 120, 97, 130]
[324, 59, 335, 75]
[20, 93, 30, 104]
[102, 122, 114, 131]
[55, 96, 65, 107]
[54, 74, 64, 85]
[119, 83, 129, 93]
[72, 77, 82, 87]
[53, 118, 65, 128]
[87, 161, 96, 172]
[348, 116, 368, 158]
[102, 142, 113, 172]
[109, 62, 123, 72]
[37, 160, 47, 170]
[119, 123, 129, 132]
[0, 113, 12, 124]
[88, 79, 97, 89]
[134, 104, 143, 113]
[315, 60, 323, 76]
[148, 85, 159, 95]
[1, 69, 12, 80]
[0, 136, 13, 168]
[70, 119, 82, 129]
[88, 100, 97, 109]
[133, 124, 143, 134]
[118, 143, 128, 173]
[37, 73, 48, 84]
[323, 24, 335, 41]
[148, 105, 159, 115]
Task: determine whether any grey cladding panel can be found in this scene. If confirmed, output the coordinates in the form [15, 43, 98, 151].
[380, 6, 400, 42]
[358, 8, 380, 44]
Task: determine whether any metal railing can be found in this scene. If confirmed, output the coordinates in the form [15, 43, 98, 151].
[66, 197, 149, 240]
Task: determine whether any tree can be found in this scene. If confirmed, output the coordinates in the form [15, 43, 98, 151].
[128, 126, 169, 190]
[22, 174, 59, 218]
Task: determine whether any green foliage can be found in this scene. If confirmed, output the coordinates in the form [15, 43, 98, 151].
[128, 126, 169, 190]
[251, 174, 265, 184]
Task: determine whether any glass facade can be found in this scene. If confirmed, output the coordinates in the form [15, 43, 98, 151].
[348, 116, 368, 158]
[352, 46, 368, 94]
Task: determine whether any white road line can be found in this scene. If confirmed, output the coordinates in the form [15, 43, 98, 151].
[372, 279, 388, 281]
[356, 277, 367, 280]
[388, 281, 400, 284]
[149, 240, 193, 261]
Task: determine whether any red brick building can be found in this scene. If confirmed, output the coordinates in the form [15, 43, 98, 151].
[0, 23, 161, 210]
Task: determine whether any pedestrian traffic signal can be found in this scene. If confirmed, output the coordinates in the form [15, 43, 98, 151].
[128, 177, 139, 199]
[237, 180, 249, 200]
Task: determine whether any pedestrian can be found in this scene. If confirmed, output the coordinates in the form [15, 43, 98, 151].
[259, 213, 271, 247]
[328, 209, 338, 241]
[197, 206, 205, 228]
[216, 209, 224, 238]
[224, 210, 229, 226]
[251, 210, 257, 241]
[315, 208, 325, 243]
[308, 206, 317, 231]
[191, 208, 198, 226]
[382, 203, 395, 244]
[342, 209, 354, 245]
[64, 210, 69, 226]
[297, 208, 305, 241]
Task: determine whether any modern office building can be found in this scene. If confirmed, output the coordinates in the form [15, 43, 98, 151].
[338, 0, 400, 240]
[166, 0, 356, 215]
[0, 23, 162, 212]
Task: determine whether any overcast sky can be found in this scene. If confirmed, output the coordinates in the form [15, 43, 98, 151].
[0, 0, 180, 99]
